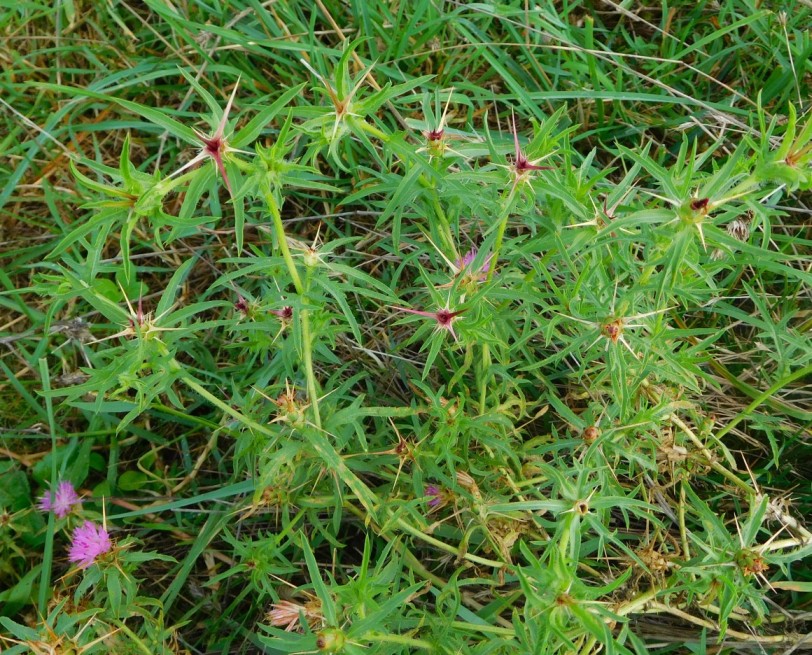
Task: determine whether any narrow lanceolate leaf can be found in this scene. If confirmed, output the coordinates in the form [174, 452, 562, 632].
[155, 257, 196, 317]
[230, 83, 307, 149]
[301, 427, 380, 523]
[48, 207, 123, 260]
[34, 83, 199, 144]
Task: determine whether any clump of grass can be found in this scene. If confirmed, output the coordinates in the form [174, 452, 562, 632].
[1, 1, 811, 653]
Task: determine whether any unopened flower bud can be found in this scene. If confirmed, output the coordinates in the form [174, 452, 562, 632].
[316, 628, 346, 652]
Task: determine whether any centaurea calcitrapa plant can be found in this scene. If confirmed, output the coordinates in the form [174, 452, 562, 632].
[2, 3, 812, 654]
[2, 480, 174, 654]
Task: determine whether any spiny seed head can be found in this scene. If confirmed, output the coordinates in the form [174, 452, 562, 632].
[582, 426, 600, 443]
[727, 218, 751, 242]
[456, 470, 479, 494]
[736, 549, 769, 577]
[274, 386, 299, 414]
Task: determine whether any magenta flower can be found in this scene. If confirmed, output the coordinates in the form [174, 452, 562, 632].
[170, 78, 243, 194]
[270, 306, 293, 321]
[391, 305, 465, 341]
[38, 481, 82, 519]
[455, 248, 493, 281]
[506, 109, 553, 194]
[510, 109, 551, 173]
[68, 521, 112, 569]
[422, 90, 453, 144]
[235, 294, 250, 315]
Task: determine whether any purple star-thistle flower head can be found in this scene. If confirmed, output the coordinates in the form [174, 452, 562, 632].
[170, 78, 243, 194]
[508, 109, 552, 188]
[38, 481, 82, 519]
[420, 89, 458, 158]
[234, 294, 250, 315]
[68, 521, 112, 569]
[455, 248, 493, 281]
[424, 484, 442, 507]
[270, 306, 294, 321]
[391, 305, 465, 341]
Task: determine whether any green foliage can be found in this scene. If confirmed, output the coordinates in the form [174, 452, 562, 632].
[1, 0, 811, 653]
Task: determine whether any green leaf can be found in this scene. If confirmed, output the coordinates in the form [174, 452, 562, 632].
[107, 570, 122, 617]
[118, 470, 148, 491]
[155, 257, 196, 318]
[231, 83, 307, 149]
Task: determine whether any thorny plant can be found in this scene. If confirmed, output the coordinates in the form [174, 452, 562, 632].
[1, 4, 812, 655]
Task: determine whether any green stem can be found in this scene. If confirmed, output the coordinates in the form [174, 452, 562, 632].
[478, 344, 490, 415]
[264, 190, 321, 428]
[579, 636, 598, 655]
[301, 309, 322, 429]
[112, 621, 154, 655]
[363, 634, 433, 649]
[179, 367, 275, 438]
[451, 621, 516, 637]
[614, 584, 662, 617]
[478, 189, 516, 413]
[37, 359, 57, 617]
[354, 117, 389, 142]
[558, 513, 573, 559]
[343, 502, 445, 587]
[428, 187, 456, 257]
[679, 478, 691, 560]
[265, 191, 303, 294]
[670, 413, 752, 494]
[393, 515, 505, 568]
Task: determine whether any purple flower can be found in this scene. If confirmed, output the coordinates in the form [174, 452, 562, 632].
[234, 294, 250, 315]
[169, 78, 243, 195]
[425, 485, 442, 508]
[38, 481, 82, 519]
[68, 521, 112, 569]
[391, 305, 465, 341]
[455, 248, 493, 280]
[270, 306, 293, 321]
[510, 109, 552, 175]
[458, 249, 477, 269]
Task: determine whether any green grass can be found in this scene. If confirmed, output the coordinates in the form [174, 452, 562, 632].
[1, 0, 811, 653]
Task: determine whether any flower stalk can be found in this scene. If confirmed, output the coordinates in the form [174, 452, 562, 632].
[264, 191, 321, 429]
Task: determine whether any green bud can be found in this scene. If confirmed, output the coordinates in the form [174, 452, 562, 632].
[316, 627, 346, 652]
